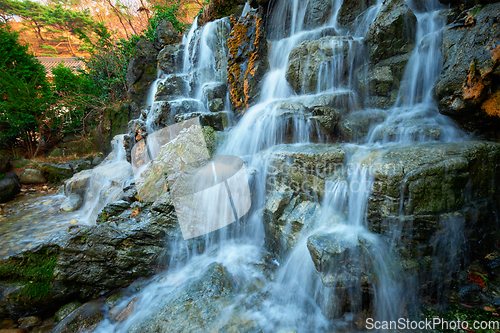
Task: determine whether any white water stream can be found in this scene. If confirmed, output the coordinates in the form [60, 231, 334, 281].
[92, 0, 470, 331]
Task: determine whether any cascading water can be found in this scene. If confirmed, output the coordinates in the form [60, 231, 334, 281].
[93, 0, 472, 331]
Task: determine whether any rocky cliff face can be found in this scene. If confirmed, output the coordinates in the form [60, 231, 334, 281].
[435, 2, 500, 140]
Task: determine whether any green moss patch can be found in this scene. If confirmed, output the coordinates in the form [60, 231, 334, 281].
[0, 248, 58, 300]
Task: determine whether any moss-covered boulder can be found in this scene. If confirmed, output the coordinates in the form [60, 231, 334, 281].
[39, 163, 73, 183]
[200, 0, 246, 24]
[227, 7, 269, 114]
[0, 177, 20, 203]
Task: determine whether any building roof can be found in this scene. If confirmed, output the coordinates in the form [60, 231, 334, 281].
[35, 57, 85, 77]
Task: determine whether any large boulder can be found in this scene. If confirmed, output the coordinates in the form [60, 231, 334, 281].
[147, 99, 204, 130]
[227, 8, 269, 113]
[0, 176, 20, 203]
[19, 169, 46, 185]
[286, 36, 362, 94]
[39, 163, 73, 183]
[365, 0, 417, 63]
[434, 3, 500, 140]
[126, 37, 158, 108]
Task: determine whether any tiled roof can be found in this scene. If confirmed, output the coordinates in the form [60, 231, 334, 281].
[35, 57, 85, 77]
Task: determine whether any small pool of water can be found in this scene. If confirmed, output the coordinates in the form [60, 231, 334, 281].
[0, 193, 79, 258]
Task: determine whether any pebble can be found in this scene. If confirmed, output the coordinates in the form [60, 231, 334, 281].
[20, 189, 28, 192]
[69, 219, 78, 225]
[42, 186, 48, 190]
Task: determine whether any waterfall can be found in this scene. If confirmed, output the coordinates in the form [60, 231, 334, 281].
[93, 0, 471, 331]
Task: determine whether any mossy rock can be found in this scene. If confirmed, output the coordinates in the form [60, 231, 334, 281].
[55, 301, 82, 322]
[39, 163, 73, 183]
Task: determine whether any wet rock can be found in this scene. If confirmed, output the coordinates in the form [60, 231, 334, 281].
[338, 109, 388, 141]
[286, 36, 362, 94]
[208, 98, 224, 112]
[19, 169, 46, 185]
[18, 316, 41, 328]
[304, 0, 336, 29]
[60, 194, 83, 213]
[338, 0, 377, 27]
[126, 37, 158, 108]
[357, 53, 411, 109]
[264, 193, 321, 260]
[434, 2, 500, 140]
[269, 92, 362, 134]
[365, 0, 417, 63]
[96, 200, 131, 223]
[155, 20, 181, 49]
[267, 143, 347, 197]
[112, 297, 138, 322]
[158, 44, 184, 74]
[52, 301, 103, 333]
[64, 170, 92, 197]
[364, 141, 500, 223]
[155, 74, 189, 101]
[199, 0, 246, 24]
[0, 177, 20, 203]
[308, 233, 373, 288]
[202, 82, 227, 103]
[174, 111, 229, 131]
[92, 157, 104, 166]
[127, 263, 235, 333]
[55, 301, 82, 322]
[307, 232, 375, 318]
[39, 163, 73, 183]
[228, 8, 269, 113]
[148, 99, 204, 130]
[69, 157, 93, 173]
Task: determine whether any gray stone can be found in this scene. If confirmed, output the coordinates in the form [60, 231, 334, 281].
[202, 82, 227, 103]
[338, 109, 388, 141]
[92, 156, 104, 166]
[148, 99, 204, 130]
[126, 37, 158, 108]
[55, 301, 82, 322]
[174, 111, 229, 131]
[304, 0, 335, 29]
[365, 0, 417, 63]
[18, 316, 41, 328]
[357, 53, 411, 109]
[156, 20, 180, 49]
[158, 44, 184, 74]
[96, 200, 131, 223]
[52, 301, 103, 333]
[65, 170, 92, 197]
[286, 36, 362, 94]
[60, 193, 83, 212]
[155, 74, 189, 101]
[19, 169, 46, 185]
[127, 263, 235, 333]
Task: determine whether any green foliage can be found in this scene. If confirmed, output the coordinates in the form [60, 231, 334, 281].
[0, 249, 58, 300]
[144, 1, 185, 42]
[0, 26, 54, 154]
[0, 174, 3, 180]
[40, 45, 58, 54]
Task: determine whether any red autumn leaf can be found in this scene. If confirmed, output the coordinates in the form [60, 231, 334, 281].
[468, 271, 487, 288]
